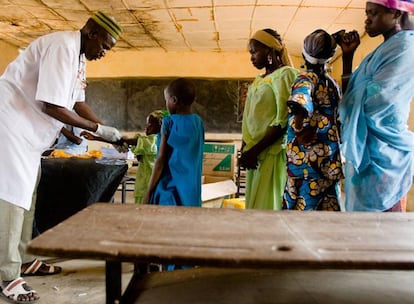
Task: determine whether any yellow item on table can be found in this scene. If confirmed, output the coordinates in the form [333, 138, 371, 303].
[50, 149, 72, 158]
[222, 198, 245, 209]
[87, 150, 103, 158]
[50, 149, 103, 159]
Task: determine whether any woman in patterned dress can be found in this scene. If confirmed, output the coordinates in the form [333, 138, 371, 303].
[283, 29, 343, 211]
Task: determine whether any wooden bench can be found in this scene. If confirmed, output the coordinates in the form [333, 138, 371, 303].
[28, 203, 414, 303]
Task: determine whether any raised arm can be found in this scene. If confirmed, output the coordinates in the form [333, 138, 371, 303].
[336, 30, 360, 92]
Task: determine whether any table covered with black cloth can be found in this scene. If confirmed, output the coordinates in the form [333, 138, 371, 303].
[35, 158, 128, 234]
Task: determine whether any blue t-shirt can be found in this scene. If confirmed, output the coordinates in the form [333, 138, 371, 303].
[150, 113, 204, 206]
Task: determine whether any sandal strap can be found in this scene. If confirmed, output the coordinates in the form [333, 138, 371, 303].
[23, 259, 42, 275]
[2, 277, 37, 298]
[4, 278, 25, 293]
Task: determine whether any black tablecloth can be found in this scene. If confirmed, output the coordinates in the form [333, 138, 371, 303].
[35, 158, 128, 234]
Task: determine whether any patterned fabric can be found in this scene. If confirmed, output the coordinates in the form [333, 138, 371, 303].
[284, 71, 343, 211]
[284, 176, 341, 211]
[339, 31, 414, 211]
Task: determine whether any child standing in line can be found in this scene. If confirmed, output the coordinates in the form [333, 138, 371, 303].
[131, 110, 164, 204]
[142, 78, 205, 206]
[81, 110, 167, 204]
[54, 125, 88, 155]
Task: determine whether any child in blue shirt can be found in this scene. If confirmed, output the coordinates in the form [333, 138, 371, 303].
[143, 78, 204, 206]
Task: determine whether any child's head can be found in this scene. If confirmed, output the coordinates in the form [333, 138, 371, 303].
[145, 110, 164, 135]
[164, 78, 196, 114]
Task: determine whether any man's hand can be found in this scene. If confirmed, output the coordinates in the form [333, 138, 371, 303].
[95, 124, 122, 142]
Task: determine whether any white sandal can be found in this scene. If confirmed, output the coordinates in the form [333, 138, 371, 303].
[0, 277, 40, 304]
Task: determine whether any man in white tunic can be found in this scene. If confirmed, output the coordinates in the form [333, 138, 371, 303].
[0, 12, 123, 303]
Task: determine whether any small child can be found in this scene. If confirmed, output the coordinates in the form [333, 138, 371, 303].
[130, 110, 164, 204]
[54, 125, 88, 155]
[142, 78, 205, 206]
[81, 110, 166, 204]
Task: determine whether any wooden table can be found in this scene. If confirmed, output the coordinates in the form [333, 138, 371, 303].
[28, 204, 414, 303]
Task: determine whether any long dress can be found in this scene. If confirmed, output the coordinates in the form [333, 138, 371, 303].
[339, 31, 414, 211]
[242, 66, 298, 210]
[150, 114, 204, 206]
[283, 71, 343, 211]
[132, 134, 157, 204]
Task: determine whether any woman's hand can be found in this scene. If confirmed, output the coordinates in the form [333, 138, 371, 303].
[336, 30, 360, 56]
[295, 128, 317, 146]
[239, 149, 258, 170]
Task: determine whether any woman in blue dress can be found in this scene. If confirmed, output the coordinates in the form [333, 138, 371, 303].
[143, 78, 205, 206]
[337, 0, 414, 211]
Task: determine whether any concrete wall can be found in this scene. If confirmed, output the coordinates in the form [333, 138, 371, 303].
[86, 50, 305, 79]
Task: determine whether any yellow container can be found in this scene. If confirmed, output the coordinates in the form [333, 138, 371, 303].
[222, 198, 245, 209]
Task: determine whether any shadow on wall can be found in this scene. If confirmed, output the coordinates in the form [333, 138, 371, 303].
[85, 78, 252, 133]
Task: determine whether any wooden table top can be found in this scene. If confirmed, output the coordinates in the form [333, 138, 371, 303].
[28, 203, 414, 270]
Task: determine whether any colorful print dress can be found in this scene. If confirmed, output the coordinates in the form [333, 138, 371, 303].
[283, 71, 343, 211]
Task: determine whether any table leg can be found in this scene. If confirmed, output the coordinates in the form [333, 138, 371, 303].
[121, 180, 127, 204]
[106, 260, 122, 304]
[121, 263, 149, 303]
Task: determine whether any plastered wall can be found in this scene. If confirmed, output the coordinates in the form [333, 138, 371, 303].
[86, 49, 303, 79]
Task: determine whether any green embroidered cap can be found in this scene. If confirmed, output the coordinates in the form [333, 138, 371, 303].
[91, 11, 123, 40]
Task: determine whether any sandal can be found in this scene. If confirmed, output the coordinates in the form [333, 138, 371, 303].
[0, 277, 40, 303]
[21, 259, 62, 276]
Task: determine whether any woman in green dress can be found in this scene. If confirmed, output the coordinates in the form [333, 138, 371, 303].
[240, 29, 298, 210]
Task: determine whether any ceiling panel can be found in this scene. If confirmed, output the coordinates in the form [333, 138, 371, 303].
[0, 0, 368, 56]
[301, 0, 354, 7]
